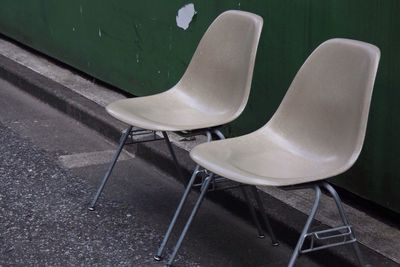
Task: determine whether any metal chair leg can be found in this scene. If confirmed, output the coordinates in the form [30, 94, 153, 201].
[154, 165, 201, 261]
[88, 126, 132, 211]
[211, 128, 226, 140]
[288, 185, 321, 267]
[240, 186, 266, 238]
[162, 131, 185, 183]
[166, 174, 215, 266]
[323, 182, 366, 267]
[155, 130, 216, 262]
[251, 186, 279, 246]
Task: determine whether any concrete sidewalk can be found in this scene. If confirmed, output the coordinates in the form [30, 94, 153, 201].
[0, 35, 398, 266]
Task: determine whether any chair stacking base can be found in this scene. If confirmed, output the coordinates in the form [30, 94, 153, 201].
[157, 178, 365, 267]
[287, 182, 365, 267]
[88, 127, 185, 211]
[300, 225, 356, 254]
[155, 149, 279, 266]
[88, 127, 226, 212]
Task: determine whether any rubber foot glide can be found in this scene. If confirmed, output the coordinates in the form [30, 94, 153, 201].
[153, 255, 163, 261]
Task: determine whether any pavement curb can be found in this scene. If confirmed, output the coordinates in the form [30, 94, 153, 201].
[0, 54, 126, 141]
[0, 52, 396, 267]
[0, 53, 194, 181]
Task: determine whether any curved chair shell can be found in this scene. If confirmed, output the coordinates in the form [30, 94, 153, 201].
[191, 38, 380, 186]
[106, 10, 263, 131]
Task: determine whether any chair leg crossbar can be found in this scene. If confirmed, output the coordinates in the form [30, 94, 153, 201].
[300, 225, 356, 254]
[288, 182, 365, 267]
[88, 127, 185, 211]
[192, 174, 242, 191]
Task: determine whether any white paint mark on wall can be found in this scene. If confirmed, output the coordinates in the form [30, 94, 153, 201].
[98, 28, 102, 37]
[80, 5, 83, 15]
[176, 3, 196, 30]
[136, 53, 140, 63]
[72, 27, 76, 32]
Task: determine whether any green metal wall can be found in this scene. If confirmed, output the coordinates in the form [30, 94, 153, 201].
[0, 0, 399, 213]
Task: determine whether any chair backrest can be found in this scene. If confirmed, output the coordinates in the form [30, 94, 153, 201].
[265, 39, 380, 165]
[175, 10, 263, 120]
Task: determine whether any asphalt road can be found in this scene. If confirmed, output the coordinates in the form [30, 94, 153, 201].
[0, 78, 331, 266]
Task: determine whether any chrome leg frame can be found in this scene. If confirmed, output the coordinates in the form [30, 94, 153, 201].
[155, 130, 219, 264]
[251, 186, 279, 246]
[156, 128, 281, 266]
[89, 128, 187, 210]
[162, 131, 185, 183]
[322, 182, 365, 267]
[288, 185, 321, 267]
[166, 174, 215, 266]
[288, 183, 365, 267]
[88, 126, 133, 211]
[154, 165, 202, 261]
[241, 186, 266, 238]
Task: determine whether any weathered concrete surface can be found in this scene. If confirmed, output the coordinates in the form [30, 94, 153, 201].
[0, 79, 324, 267]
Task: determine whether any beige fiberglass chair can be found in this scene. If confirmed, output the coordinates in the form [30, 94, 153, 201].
[167, 38, 380, 267]
[88, 10, 276, 262]
[89, 10, 263, 210]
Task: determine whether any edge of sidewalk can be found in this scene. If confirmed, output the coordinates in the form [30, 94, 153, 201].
[0, 46, 397, 267]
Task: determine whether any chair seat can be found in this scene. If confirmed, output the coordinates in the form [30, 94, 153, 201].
[106, 89, 235, 131]
[190, 128, 351, 186]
